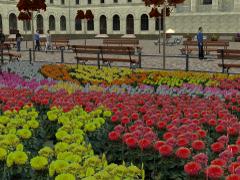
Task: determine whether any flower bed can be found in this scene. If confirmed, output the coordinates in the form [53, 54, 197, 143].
[40, 64, 240, 90]
[1, 64, 240, 179]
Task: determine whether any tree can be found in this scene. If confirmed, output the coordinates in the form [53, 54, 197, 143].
[143, 0, 185, 69]
[17, 0, 47, 61]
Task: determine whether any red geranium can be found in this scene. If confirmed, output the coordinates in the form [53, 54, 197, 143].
[111, 115, 118, 122]
[211, 142, 225, 153]
[177, 138, 189, 147]
[138, 138, 151, 150]
[158, 144, 173, 157]
[197, 129, 207, 138]
[215, 125, 225, 133]
[228, 162, 240, 174]
[157, 121, 166, 129]
[146, 119, 154, 127]
[192, 140, 205, 151]
[125, 137, 138, 148]
[205, 165, 224, 179]
[228, 127, 239, 136]
[131, 113, 139, 120]
[175, 147, 191, 159]
[154, 141, 165, 151]
[121, 116, 130, 125]
[108, 131, 120, 141]
[225, 174, 240, 180]
[163, 132, 174, 140]
[184, 161, 202, 176]
[211, 158, 227, 167]
[228, 145, 239, 155]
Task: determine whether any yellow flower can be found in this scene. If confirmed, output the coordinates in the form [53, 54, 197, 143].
[54, 142, 69, 154]
[52, 160, 69, 174]
[0, 148, 7, 161]
[30, 156, 48, 170]
[4, 134, 19, 147]
[84, 124, 96, 132]
[17, 129, 32, 139]
[47, 111, 58, 121]
[27, 120, 39, 129]
[0, 116, 10, 124]
[56, 130, 69, 140]
[55, 173, 75, 180]
[103, 111, 112, 118]
[7, 151, 28, 167]
[16, 144, 24, 151]
[39, 147, 54, 158]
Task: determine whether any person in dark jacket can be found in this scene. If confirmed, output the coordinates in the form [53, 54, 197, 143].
[197, 27, 204, 60]
[16, 30, 22, 51]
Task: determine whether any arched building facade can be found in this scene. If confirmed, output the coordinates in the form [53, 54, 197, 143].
[0, 0, 239, 35]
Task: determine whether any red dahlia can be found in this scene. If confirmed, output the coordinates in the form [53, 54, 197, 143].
[177, 138, 189, 147]
[211, 158, 226, 167]
[192, 140, 205, 151]
[111, 115, 118, 122]
[197, 129, 207, 138]
[211, 142, 225, 153]
[158, 144, 173, 157]
[163, 132, 174, 140]
[175, 147, 191, 159]
[227, 127, 238, 136]
[184, 161, 202, 176]
[125, 137, 138, 148]
[228, 162, 240, 174]
[225, 174, 240, 180]
[154, 141, 165, 151]
[108, 131, 120, 141]
[215, 125, 225, 133]
[205, 165, 224, 179]
[228, 145, 239, 155]
[138, 138, 151, 150]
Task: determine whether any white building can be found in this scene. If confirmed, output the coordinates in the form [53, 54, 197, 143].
[0, 0, 240, 36]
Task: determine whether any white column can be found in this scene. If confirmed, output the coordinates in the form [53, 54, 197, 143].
[234, 0, 240, 11]
[190, 0, 197, 12]
[212, 0, 219, 11]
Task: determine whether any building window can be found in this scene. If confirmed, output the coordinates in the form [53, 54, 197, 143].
[128, 0, 132, 2]
[50, 0, 53, 4]
[113, 15, 120, 31]
[23, 20, 31, 31]
[75, 17, 82, 31]
[101, 0, 104, 3]
[88, 0, 91, 4]
[114, 0, 118, 3]
[87, 19, 94, 31]
[203, 0, 212, 4]
[60, 16, 66, 31]
[9, 13, 18, 34]
[141, 14, 149, 31]
[155, 17, 163, 31]
[61, 0, 65, 5]
[76, 0, 79, 4]
[0, 15, 2, 30]
[49, 15, 55, 31]
[36, 14, 44, 34]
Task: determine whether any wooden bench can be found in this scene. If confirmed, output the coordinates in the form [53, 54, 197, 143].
[180, 40, 229, 55]
[0, 44, 21, 62]
[217, 49, 240, 73]
[40, 38, 70, 50]
[103, 38, 142, 51]
[72, 45, 141, 69]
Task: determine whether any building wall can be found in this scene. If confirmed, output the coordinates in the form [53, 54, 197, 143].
[0, 0, 240, 35]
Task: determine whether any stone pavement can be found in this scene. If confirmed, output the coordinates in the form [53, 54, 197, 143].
[6, 39, 240, 73]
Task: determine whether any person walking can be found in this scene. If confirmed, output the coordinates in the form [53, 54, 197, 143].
[0, 29, 5, 45]
[45, 30, 52, 53]
[197, 27, 204, 60]
[34, 30, 41, 51]
[16, 30, 22, 52]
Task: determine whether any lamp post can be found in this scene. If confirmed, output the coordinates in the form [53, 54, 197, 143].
[17, 0, 47, 61]
[144, 0, 185, 70]
[76, 10, 94, 46]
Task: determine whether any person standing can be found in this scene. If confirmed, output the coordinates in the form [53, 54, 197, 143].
[197, 27, 204, 60]
[34, 30, 40, 51]
[16, 30, 22, 51]
[45, 30, 52, 53]
[0, 29, 5, 45]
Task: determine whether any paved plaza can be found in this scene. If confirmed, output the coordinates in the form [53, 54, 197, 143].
[5, 38, 240, 73]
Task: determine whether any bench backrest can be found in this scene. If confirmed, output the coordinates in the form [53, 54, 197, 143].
[103, 39, 139, 45]
[183, 40, 229, 47]
[217, 49, 240, 59]
[72, 45, 135, 55]
[0, 44, 11, 51]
